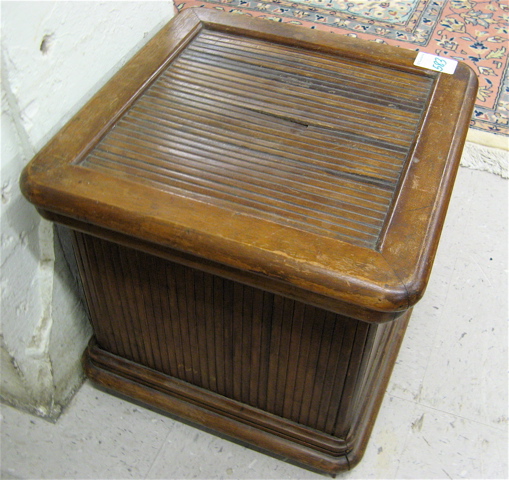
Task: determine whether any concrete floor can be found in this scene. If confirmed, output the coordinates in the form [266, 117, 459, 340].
[1, 166, 508, 479]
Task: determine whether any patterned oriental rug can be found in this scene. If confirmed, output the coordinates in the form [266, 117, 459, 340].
[176, 0, 508, 149]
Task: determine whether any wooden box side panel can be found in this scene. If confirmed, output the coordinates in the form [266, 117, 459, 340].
[73, 231, 380, 436]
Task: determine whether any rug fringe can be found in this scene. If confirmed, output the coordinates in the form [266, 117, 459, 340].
[461, 142, 508, 179]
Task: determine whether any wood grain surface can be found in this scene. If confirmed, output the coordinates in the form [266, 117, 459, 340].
[80, 29, 434, 249]
[74, 231, 374, 436]
[77, 226, 413, 473]
[20, 8, 478, 315]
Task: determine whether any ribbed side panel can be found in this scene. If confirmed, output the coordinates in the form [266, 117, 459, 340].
[80, 28, 434, 249]
[73, 231, 379, 435]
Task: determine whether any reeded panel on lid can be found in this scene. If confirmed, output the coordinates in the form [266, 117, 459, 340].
[80, 28, 435, 249]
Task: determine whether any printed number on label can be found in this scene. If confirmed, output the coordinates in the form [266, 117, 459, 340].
[414, 52, 457, 74]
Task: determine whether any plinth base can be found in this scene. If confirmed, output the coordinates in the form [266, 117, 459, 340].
[84, 307, 409, 476]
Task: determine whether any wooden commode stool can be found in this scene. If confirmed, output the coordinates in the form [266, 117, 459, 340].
[21, 8, 477, 475]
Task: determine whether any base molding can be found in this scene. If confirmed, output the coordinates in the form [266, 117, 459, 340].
[84, 307, 410, 476]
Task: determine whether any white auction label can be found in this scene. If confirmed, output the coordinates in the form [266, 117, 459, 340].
[414, 52, 457, 74]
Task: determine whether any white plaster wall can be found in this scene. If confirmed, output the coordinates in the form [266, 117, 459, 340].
[1, 1, 175, 418]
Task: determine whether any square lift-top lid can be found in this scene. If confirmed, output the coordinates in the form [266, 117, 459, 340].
[21, 8, 477, 322]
